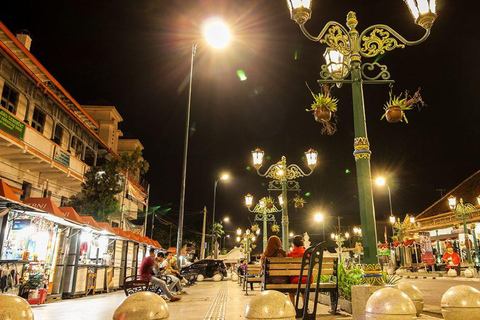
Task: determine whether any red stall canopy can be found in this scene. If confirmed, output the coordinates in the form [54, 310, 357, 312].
[112, 227, 129, 239]
[0, 179, 20, 202]
[80, 216, 102, 231]
[59, 207, 84, 225]
[24, 197, 64, 218]
[97, 222, 116, 234]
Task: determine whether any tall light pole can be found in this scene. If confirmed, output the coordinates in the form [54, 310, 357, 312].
[245, 195, 281, 252]
[176, 18, 232, 259]
[212, 174, 229, 259]
[376, 177, 395, 239]
[286, 0, 437, 264]
[251, 148, 318, 250]
[314, 212, 325, 241]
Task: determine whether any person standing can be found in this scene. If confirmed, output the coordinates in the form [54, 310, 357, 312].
[139, 248, 180, 301]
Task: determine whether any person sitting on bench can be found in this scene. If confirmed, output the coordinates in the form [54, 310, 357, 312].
[287, 235, 311, 304]
[261, 236, 288, 284]
[139, 248, 180, 302]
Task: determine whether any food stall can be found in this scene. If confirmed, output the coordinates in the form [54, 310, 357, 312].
[97, 222, 116, 292]
[112, 227, 128, 289]
[0, 195, 77, 304]
[123, 231, 139, 279]
[62, 215, 110, 297]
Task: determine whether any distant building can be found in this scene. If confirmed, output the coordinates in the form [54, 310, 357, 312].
[0, 22, 147, 228]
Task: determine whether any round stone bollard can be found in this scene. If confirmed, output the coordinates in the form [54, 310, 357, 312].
[441, 285, 480, 320]
[398, 282, 424, 316]
[113, 291, 169, 320]
[0, 294, 34, 320]
[212, 273, 222, 282]
[464, 268, 475, 278]
[231, 273, 239, 281]
[365, 287, 416, 320]
[448, 268, 457, 277]
[245, 290, 296, 320]
[197, 274, 204, 282]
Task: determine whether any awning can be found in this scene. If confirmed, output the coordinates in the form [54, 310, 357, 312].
[112, 227, 129, 239]
[153, 241, 161, 249]
[59, 207, 85, 225]
[79, 216, 102, 231]
[0, 179, 21, 202]
[97, 222, 116, 235]
[24, 197, 64, 219]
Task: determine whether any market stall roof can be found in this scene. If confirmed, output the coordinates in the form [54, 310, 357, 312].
[132, 234, 143, 243]
[167, 247, 186, 255]
[24, 197, 64, 219]
[0, 179, 21, 202]
[146, 238, 155, 246]
[153, 241, 162, 248]
[79, 216, 102, 231]
[123, 230, 138, 242]
[112, 227, 129, 239]
[59, 207, 85, 225]
[97, 222, 116, 235]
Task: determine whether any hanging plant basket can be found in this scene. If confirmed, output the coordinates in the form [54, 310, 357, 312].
[271, 224, 280, 233]
[306, 83, 339, 135]
[251, 224, 259, 233]
[294, 202, 304, 209]
[314, 107, 332, 123]
[381, 88, 425, 124]
[293, 195, 306, 209]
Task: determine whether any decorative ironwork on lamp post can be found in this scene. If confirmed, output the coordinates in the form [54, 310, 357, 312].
[251, 148, 318, 250]
[448, 196, 480, 266]
[286, 0, 437, 264]
[245, 195, 281, 252]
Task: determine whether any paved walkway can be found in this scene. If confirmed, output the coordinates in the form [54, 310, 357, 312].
[31, 278, 441, 319]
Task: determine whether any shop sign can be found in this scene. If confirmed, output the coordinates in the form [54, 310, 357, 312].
[54, 148, 70, 168]
[12, 219, 30, 230]
[419, 231, 435, 265]
[0, 109, 26, 140]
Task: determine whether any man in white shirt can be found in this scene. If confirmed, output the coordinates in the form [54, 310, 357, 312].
[157, 252, 183, 293]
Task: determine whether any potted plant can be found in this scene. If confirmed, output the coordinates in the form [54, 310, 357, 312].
[293, 195, 306, 209]
[264, 196, 274, 209]
[271, 224, 280, 233]
[251, 224, 259, 233]
[306, 83, 339, 135]
[381, 89, 425, 123]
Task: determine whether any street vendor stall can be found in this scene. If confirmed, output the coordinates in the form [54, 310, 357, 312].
[112, 227, 128, 289]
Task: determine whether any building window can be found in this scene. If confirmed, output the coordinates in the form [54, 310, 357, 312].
[1, 84, 19, 114]
[70, 136, 84, 158]
[53, 125, 64, 145]
[31, 107, 46, 133]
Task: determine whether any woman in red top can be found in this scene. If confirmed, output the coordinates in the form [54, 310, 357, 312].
[287, 235, 308, 304]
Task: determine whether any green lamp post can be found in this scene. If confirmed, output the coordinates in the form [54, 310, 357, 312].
[286, 0, 438, 264]
[251, 148, 318, 250]
[245, 195, 281, 252]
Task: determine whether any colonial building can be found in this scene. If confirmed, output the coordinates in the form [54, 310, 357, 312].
[0, 22, 147, 228]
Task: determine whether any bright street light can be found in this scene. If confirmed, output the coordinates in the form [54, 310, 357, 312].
[252, 148, 265, 169]
[375, 177, 386, 186]
[448, 195, 457, 210]
[245, 194, 254, 207]
[278, 194, 284, 206]
[237, 228, 242, 236]
[221, 173, 229, 180]
[223, 217, 230, 222]
[236, 236, 241, 242]
[202, 18, 231, 49]
[226, 234, 230, 238]
[314, 213, 324, 222]
[289, 232, 294, 238]
[389, 215, 396, 224]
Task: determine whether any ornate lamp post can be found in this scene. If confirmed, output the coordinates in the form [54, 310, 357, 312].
[245, 195, 281, 252]
[251, 148, 318, 250]
[237, 228, 257, 261]
[286, 0, 437, 264]
[448, 196, 480, 265]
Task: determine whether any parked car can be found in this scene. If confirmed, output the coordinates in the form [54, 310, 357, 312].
[180, 259, 227, 279]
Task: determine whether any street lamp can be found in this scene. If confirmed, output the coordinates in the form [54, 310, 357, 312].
[287, 0, 437, 264]
[245, 194, 281, 252]
[376, 177, 395, 239]
[251, 148, 318, 250]
[448, 196, 478, 265]
[237, 228, 242, 236]
[176, 18, 232, 258]
[314, 212, 326, 241]
[212, 173, 230, 259]
[238, 229, 256, 260]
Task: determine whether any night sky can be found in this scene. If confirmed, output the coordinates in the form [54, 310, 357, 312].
[2, 1, 478, 250]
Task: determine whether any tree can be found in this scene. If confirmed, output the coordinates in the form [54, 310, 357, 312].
[69, 159, 123, 221]
[112, 147, 149, 227]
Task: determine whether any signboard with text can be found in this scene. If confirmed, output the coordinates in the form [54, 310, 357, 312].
[54, 148, 70, 167]
[0, 109, 25, 140]
[419, 231, 435, 265]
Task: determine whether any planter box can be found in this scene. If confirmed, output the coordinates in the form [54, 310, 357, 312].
[352, 285, 397, 320]
[317, 293, 352, 314]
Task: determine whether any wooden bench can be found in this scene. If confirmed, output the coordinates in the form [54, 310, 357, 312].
[264, 242, 338, 320]
[243, 264, 262, 295]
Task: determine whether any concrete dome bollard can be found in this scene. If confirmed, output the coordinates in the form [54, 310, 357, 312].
[441, 285, 480, 320]
[232, 273, 239, 281]
[448, 269, 457, 277]
[0, 294, 34, 320]
[398, 282, 424, 316]
[212, 274, 222, 282]
[245, 290, 296, 320]
[464, 268, 475, 278]
[365, 287, 416, 320]
[197, 274, 204, 282]
[113, 291, 169, 320]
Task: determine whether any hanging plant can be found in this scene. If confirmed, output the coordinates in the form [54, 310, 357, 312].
[305, 83, 339, 135]
[381, 88, 425, 123]
[251, 224, 259, 233]
[264, 196, 274, 209]
[271, 224, 280, 233]
[293, 195, 306, 209]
